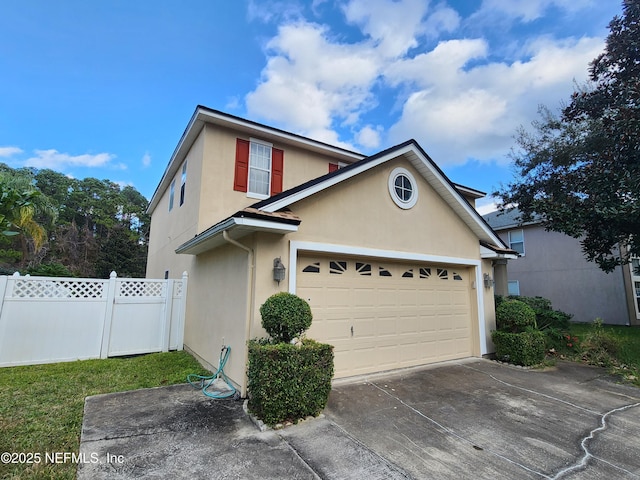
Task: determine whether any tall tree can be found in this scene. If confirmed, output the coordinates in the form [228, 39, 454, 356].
[496, 0, 640, 272]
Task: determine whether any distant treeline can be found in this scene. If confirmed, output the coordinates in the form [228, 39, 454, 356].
[0, 164, 149, 278]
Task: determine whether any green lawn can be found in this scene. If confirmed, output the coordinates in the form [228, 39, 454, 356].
[569, 322, 640, 386]
[0, 351, 209, 480]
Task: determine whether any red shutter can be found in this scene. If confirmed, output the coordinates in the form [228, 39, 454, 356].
[329, 163, 339, 173]
[234, 138, 249, 192]
[271, 148, 284, 195]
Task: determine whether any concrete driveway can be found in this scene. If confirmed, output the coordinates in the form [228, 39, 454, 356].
[78, 359, 640, 479]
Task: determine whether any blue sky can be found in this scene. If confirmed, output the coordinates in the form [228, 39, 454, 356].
[0, 0, 621, 213]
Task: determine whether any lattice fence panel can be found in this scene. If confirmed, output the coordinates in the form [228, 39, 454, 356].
[173, 281, 183, 298]
[11, 279, 106, 299]
[117, 280, 166, 298]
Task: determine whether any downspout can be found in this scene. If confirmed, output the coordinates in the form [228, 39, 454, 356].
[222, 230, 254, 398]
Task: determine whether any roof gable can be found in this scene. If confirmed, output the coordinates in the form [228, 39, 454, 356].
[148, 105, 365, 214]
[251, 140, 507, 248]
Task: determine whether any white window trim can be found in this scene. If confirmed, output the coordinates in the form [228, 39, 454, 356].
[508, 229, 525, 256]
[288, 240, 488, 355]
[168, 180, 175, 211]
[248, 137, 272, 198]
[180, 161, 187, 206]
[388, 167, 418, 209]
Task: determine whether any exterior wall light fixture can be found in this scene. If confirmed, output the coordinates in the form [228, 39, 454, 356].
[273, 257, 286, 284]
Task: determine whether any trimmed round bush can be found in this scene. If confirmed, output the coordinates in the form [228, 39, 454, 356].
[496, 299, 537, 333]
[491, 330, 546, 366]
[260, 292, 313, 343]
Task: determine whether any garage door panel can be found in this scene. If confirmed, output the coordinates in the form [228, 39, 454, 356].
[298, 255, 473, 378]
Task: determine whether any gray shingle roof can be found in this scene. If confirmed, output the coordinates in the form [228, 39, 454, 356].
[482, 208, 542, 230]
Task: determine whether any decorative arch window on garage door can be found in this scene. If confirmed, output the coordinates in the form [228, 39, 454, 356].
[329, 261, 347, 274]
[402, 269, 414, 278]
[356, 262, 372, 276]
[302, 262, 320, 273]
[301, 260, 465, 284]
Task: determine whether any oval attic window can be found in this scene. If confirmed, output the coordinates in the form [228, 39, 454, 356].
[388, 167, 418, 209]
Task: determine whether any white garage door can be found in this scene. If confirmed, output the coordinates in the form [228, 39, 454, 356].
[297, 255, 473, 378]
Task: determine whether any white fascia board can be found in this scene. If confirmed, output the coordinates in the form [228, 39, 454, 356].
[197, 108, 364, 162]
[148, 111, 205, 214]
[407, 149, 506, 248]
[480, 245, 518, 259]
[176, 217, 298, 254]
[233, 217, 299, 232]
[263, 144, 416, 213]
[175, 218, 235, 254]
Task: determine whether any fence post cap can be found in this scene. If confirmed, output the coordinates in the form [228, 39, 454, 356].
[182, 271, 188, 279]
[110, 271, 117, 278]
[12, 271, 20, 277]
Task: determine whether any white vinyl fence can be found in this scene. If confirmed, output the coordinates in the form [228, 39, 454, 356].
[0, 271, 188, 367]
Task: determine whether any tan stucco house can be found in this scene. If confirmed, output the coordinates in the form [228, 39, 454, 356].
[146, 106, 516, 396]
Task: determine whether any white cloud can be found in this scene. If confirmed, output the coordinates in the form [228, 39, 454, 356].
[423, 3, 461, 37]
[342, 0, 430, 58]
[0, 146, 24, 158]
[245, 0, 606, 164]
[25, 149, 117, 169]
[245, 21, 379, 143]
[388, 36, 604, 166]
[142, 152, 151, 168]
[355, 125, 382, 149]
[476, 197, 499, 215]
[475, 0, 594, 23]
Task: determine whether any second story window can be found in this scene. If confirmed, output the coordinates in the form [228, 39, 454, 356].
[234, 138, 283, 198]
[508, 229, 525, 255]
[180, 161, 187, 206]
[169, 180, 175, 211]
[249, 140, 271, 196]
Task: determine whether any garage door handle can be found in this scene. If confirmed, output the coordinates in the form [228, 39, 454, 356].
[350, 326, 354, 337]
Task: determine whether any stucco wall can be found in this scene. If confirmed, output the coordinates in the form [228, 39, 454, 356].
[197, 124, 353, 232]
[146, 130, 204, 279]
[286, 158, 481, 258]
[184, 243, 249, 388]
[500, 226, 629, 324]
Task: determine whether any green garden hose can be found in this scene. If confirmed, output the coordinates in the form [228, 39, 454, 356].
[187, 345, 238, 399]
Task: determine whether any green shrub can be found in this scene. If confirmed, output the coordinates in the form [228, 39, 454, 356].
[510, 295, 572, 330]
[491, 330, 546, 366]
[260, 292, 313, 343]
[247, 339, 334, 426]
[509, 295, 552, 312]
[496, 299, 537, 333]
[580, 319, 621, 367]
[25, 262, 74, 277]
[537, 309, 572, 331]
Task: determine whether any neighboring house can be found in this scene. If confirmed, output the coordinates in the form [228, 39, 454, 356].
[146, 106, 516, 395]
[483, 208, 640, 326]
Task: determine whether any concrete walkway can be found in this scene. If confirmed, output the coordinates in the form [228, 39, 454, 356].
[78, 359, 640, 479]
